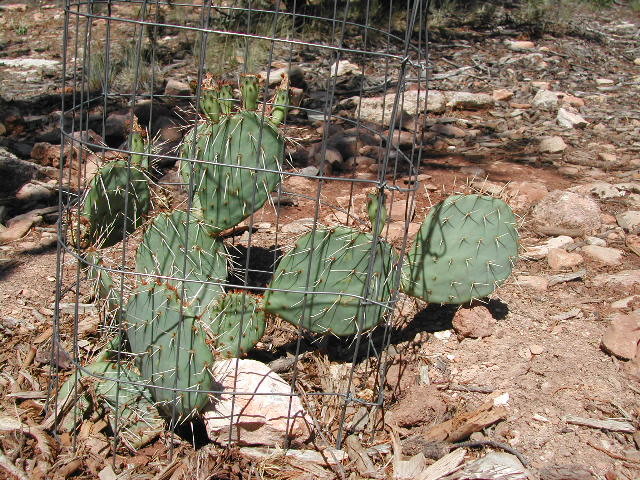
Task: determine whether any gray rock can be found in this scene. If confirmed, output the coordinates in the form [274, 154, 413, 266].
[329, 59, 360, 76]
[313, 146, 343, 167]
[281, 217, 315, 234]
[344, 156, 375, 171]
[446, 91, 494, 110]
[0, 147, 37, 198]
[356, 90, 446, 126]
[516, 275, 548, 291]
[299, 166, 320, 177]
[431, 123, 467, 137]
[460, 165, 486, 178]
[532, 90, 559, 109]
[164, 78, 191, 97]
[260, 66, 305, 88]
[532, 190, 602, 235]
[424, 90, 447, 113]
[105, 112, 129, 140]
[6, 206, 55, 227]
[388, 199, 415, 222]
[557, 107, 588, 128]
[15, 182, 53, 205]
[450, 452, 531, 479]
[571, 182, 625, 200]
[611, 295, 640, 309]
[581, 245, 623, 266]
[386, 129, 417, 147]
[526, 235, 574, 260]
[539, 464, 595, 480]
[585, 236, 606, 247]
[203, 359, 312, 447]
[0, 217, 35, 244]
[0, 58, 60, 69]
[547, 248, 584, 270]
[616, 210, 640, 232]
[505, 181, 549, 208]
[505, 40, 535, 51]
[539, 136, 567, 153]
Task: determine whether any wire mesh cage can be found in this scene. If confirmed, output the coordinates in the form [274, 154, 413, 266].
[49, 0, 516, 465]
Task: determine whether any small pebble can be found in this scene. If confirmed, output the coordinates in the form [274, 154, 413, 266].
[530, 344, 544, 355]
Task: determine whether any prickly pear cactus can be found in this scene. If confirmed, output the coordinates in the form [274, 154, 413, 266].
[180, 74, 288, 233]
[84, 251, 123, 313]
[402, 194, 519, 304]
[56, 350, 164, 449]
[203, 292, 266, 358]
[264, 227, 398, 336]
[135, 210, 229, 314]
[125, 282, 216, 421]
[77, 120, 151, 248]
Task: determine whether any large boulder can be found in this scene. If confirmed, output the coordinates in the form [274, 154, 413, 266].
[203, 359, 313, 447]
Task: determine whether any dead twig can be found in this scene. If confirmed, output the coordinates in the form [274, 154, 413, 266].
[450, 439, 529, 467]
[587, 440, 640, 464]
[565, 414, 635, 433]
[437, 383, 495, 394]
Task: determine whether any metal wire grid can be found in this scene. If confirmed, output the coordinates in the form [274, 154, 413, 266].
[50, 0, 430, 457]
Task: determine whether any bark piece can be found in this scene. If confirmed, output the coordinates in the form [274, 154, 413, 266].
[565, 415, 635, 433]
[424, 401, 507, 443]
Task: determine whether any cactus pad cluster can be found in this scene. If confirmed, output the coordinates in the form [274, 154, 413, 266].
[181, 74, 287, 233]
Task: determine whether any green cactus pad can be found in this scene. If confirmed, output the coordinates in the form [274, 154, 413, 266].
[57, 355, 164, 449]
[125, 282, 216, 421]
[189, 112, 283, 233]
[81, 161, 151, 248]
[402, 194, 519, 304]
[135, 210, 228, 314]
[180, 75, 288, 234]
[84, 251, 122, 313]
[202, 292, 265, 358]
[264, 227, 398, 336]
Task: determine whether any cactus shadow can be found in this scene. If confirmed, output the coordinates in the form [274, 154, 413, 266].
[260, 298, 510, 364]
[172, 418, 210, 449]
[407, 298, 509, 335]
[226, 244, 283, 294]
[0, 259, 21, 281]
